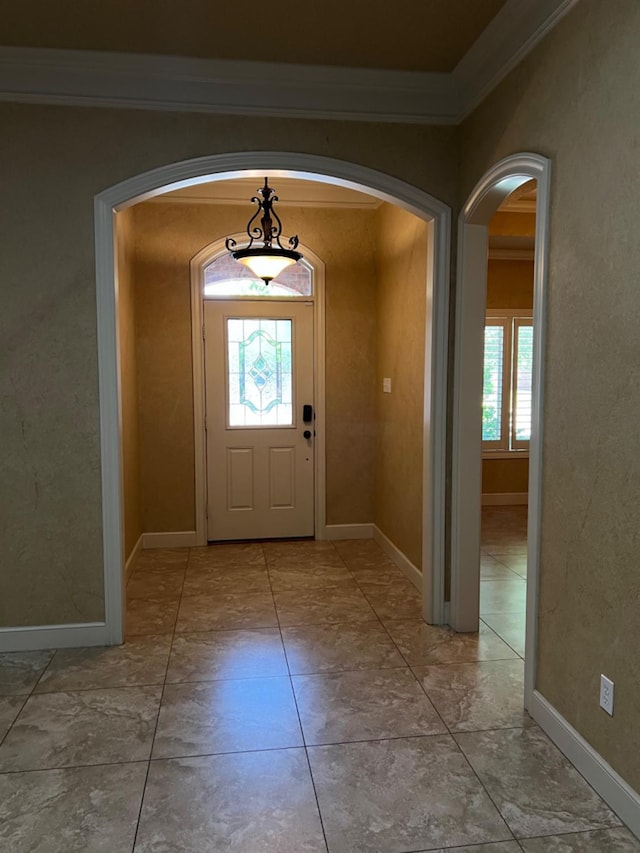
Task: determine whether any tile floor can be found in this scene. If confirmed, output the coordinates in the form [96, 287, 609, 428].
[1, 515, 639, 851]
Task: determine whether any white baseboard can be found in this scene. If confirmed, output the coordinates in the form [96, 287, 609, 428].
[142, 531, 198, 549]
[124, 534, 143, 581]
[324, 523, 374, 540]
[372, 526, 422, 592]
[482, 492, 529, 506]
[530, 690, 640, 838]
[0, 622, 109, 652]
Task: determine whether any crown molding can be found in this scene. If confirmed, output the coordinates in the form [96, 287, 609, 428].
[454, 0, 580, 119]
[148, 194, 381, 210]
[0, 2, 576, 125]
[488, 248, 535, 261]
[498, 198, 537, 213]
[0, 47, 459, 125]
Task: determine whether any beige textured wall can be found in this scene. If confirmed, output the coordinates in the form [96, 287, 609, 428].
[0, 102, 456, 627]
[374, 203, 429, 570]
[128, 201, 378, 531]
[116, 209, 143, 559]
[132, 204, 197, 533]
[483, 258, 534, 495]
[461, 0, 640, 791]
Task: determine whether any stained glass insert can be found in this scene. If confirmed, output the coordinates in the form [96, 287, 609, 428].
[227, 318, 293, 426]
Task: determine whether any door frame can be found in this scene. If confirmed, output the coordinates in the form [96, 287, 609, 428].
[190, 238, 326, 545]
[449, 152, 551, 709]
[95, 151, 451, 644]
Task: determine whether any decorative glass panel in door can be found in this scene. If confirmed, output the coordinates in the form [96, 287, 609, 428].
[227, 318, 293, 426]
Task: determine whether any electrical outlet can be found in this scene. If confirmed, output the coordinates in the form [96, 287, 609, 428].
[600, 674, 614, 716]
[383, 378, 392, 393]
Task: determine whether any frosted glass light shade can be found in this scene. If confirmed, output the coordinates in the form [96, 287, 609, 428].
[233, 248, 301, 282]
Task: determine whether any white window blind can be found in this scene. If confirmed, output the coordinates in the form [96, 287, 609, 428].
[483, 312, 533, 452]
[482, 323, 506, 444]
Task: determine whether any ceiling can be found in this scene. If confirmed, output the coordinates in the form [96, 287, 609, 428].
[0, 1, 578, 124]
[4, 0, 507, 74]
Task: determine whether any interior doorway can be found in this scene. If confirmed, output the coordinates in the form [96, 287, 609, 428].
[450, 152, 551, 709]
[97, 152, 452, 645]
[190, 236, 327, 547]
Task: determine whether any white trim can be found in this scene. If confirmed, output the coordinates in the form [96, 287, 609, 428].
[488, 248, 535, 261]
[124, 534, 142, 582]
[0, 5, 576, 125]
[482, 492, 529, 506]
[325, 523, 374, 540]
[95, 198, 124, 647]
[483, 451, 529, 460]
[373, 526, 422, 593]
[189, 239, 326, 547]
[152, 195, 381, 211]
[95, 152, 450, 645]
[0, 623, 108, 652]
[0, 47, 458, 125]
[531, 690, 640, 838]
[498, 199, 537, 214]
[423, 217, 448, 625]
[454, 0, 580, 119]
[450, 154, 551, 718]
[141, 531, 198, 549]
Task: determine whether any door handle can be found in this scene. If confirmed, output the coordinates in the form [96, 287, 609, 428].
[303, 430, 312, 440]
[302, 404, 313, 423]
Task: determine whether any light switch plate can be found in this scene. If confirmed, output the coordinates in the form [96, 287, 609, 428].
[383, 378, 392, 393]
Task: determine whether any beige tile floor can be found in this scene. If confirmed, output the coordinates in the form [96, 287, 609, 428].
[480, 506, 529, 657]
[1, 522, 639, 851]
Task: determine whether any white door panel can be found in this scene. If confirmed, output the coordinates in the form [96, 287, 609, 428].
[204, 300, 314, 541]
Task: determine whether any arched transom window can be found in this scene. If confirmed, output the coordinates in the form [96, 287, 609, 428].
[204, 253, 312, 298]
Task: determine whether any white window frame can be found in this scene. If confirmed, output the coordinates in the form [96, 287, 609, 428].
[483, 308, 533, 457]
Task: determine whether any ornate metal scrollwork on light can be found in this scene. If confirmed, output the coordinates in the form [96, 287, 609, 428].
[226, 178, 302, 283]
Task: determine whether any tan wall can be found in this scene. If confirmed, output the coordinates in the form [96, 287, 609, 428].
[483, 258, 534, 495]
[461, 0, 640, 791]
[482, 458, 529, 495]
[116, 209, 143, 559]
[489, 211, 536, 238]
[485, 258, 534, 310]
[129, 200, 379, 532]
[0, 103, 456, 628]
[374, 203, 428, 569]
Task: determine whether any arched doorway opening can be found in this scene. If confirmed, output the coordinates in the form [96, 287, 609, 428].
[449, 152, 551, 708]
[95, 152, 451, 644]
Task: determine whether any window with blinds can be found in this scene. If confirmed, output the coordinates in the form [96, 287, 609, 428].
[482, 312, 533, 452]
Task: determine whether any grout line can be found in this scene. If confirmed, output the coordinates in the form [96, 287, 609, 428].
[130, 547, 187, 850]
[0, 757, 152, 776]
[452, 734, 519, 845]
[0, 694, 29, 750]
[0, 649, 58, 749]
[266, 540, 331, 853]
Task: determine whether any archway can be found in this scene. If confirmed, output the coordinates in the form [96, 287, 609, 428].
[94, 152, 451, 644]
[449, 152, 551, 708]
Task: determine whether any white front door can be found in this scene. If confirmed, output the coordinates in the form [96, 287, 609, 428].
[204, 300, 315, 541]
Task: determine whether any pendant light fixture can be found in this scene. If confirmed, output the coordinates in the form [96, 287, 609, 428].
[226, 178, 302, 283]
